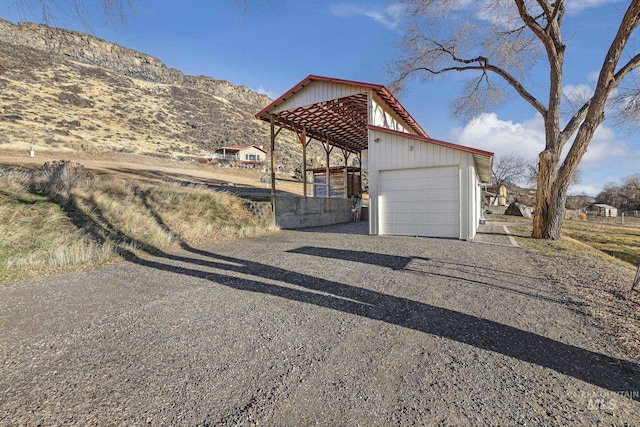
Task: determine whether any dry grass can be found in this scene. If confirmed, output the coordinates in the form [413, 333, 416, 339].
[0, 162, 277, 283]
[0, 168, 115, 281]
[561, 220, 640, 267]
[505, 216, 639, 269]
[0, 150, 305, 196]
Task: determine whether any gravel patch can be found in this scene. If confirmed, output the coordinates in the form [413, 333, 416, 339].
[1, 221, 639, 425]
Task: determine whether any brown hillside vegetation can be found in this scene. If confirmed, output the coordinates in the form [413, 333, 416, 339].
[0, 159, 282, 282]
[0, 18, 338, 173]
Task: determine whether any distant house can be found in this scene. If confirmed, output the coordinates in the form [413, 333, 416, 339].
[594, 204, 618, 217]
[214, 145, 266, 165]
[484, 184, 508, 206]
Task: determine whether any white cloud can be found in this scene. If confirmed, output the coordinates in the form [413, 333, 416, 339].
[451, 112, 629, 165]
[568, 183, 601, 196]
[579, 124, 627, 165]
[450, 112, 545, 161]
[450, 112, 637, 195]
[565, 0, 626, 13]
[255, 86, 277, 100]
[330, 3, 405, 29]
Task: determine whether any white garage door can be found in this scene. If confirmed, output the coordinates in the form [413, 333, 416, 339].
[379, 166, 460, 238]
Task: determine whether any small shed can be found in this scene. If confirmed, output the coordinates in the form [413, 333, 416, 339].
[594, 204, 618, 217]
[308, 166, 361, 198]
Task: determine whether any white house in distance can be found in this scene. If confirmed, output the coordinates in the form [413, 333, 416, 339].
[256, 75, 493, 240]
[594, 204, 618, 217]
[214, 145, 266, 165]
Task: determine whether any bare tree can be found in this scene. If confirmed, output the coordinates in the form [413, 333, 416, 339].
[393, 0, 640, 239]
[10, 0, 133, 25]
[489, 154, 526, 204]
[492, 154, 527, 188]
[597, 173, 640, 211]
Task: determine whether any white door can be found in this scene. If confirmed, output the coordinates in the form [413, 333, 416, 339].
[379, 166, 460, 238]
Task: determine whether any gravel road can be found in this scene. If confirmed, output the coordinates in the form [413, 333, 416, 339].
[1, 222, 639, 425]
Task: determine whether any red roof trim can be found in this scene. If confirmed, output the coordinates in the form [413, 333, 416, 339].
[367, 125, 494, 158]
[255, 75, 428, 138]
[250, 145, 267, 153]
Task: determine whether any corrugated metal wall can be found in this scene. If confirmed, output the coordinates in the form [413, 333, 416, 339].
[367, 128, 480, 240]
[271, 82, 367, 114]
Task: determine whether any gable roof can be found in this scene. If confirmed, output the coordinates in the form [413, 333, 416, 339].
[255, 75, 492, 182]
[256, 75, 428, 153]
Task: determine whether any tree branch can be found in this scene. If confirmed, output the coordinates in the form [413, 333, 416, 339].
[515, 0, 548, 43]
[484, 64, 547, 115]
[399, 36, 548, 116]
[535, 0, 553, 22]
[516, 0, 565, 134]
[560, 100, 591, 144]
[612, 53, 640, 87]
[562, 10, 640, 144]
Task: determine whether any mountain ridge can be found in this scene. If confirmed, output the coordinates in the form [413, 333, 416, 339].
[0, 18, 330, 172]
[0, 18, 270, 108]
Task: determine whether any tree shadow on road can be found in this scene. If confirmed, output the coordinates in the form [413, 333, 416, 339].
[125, 244, 640, 401]
[285, 246, 575, 309]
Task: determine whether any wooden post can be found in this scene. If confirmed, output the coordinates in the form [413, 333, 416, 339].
[358, 151, 362, 194]
[300, 128, 308, 198]
[325, 137, 331, 198]
[343, 149, 351, 198]
[270, 115, 277, 219]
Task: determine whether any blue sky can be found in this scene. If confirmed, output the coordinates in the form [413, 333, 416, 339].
[1, 0, 638, 195]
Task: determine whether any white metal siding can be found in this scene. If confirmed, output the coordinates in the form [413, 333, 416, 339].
[272, 82, 368, 114]
[368, 128, 478, 240]
[379, 167, 460, 238]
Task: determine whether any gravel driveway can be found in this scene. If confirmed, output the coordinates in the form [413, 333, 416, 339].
[1, 222, 639, 425]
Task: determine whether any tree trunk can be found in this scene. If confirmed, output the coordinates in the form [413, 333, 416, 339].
[533, 186, 567, 240]
[532, 150, 566, 240]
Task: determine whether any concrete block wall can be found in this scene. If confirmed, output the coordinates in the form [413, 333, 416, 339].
[243, 201, 275, 225]
[274, 196, 353, 229]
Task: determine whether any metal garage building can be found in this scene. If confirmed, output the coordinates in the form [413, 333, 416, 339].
[256, 75, 493, 240]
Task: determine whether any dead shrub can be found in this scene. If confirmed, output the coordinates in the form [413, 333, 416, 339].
[578, 212, 587, 221]
[30, 160, 93, 201]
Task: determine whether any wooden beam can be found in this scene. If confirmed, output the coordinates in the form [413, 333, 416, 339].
[301, 127, 308, 198]
[343, 148, 351, 199]
[270, 114, 277, 221]
[359, 151, 363, 194]
[325, 137, 331, 199]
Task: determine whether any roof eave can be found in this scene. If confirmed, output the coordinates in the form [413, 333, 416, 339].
[367, 125, 494, 182]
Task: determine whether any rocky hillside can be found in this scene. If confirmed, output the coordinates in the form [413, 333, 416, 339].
[0, 18, 327, 172]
